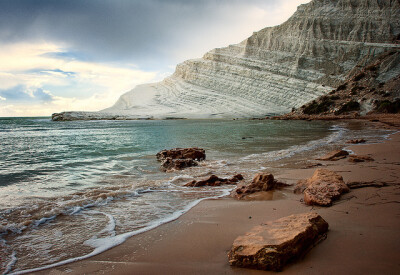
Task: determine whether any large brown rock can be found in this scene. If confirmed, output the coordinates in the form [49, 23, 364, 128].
[161, 158, 198, 171]
[316, 150, 349, 161]
[235, 173, 289, 199]
[228, 212, 329, 271]
[184, 174, 243, 187]
[156, 148, 206, 171]
[156, 147, 206, 161]
[295, 169, 349, 206]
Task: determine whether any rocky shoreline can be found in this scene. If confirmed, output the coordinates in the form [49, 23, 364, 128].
[33, 117, 400, 274]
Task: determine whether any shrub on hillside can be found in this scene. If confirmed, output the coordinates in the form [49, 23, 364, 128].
[375, 99, 400, 113]
[303, 97, 333, 115]
[335, 101, 360, 115]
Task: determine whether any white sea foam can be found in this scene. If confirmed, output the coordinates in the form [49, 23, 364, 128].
[240, 125, 346, 163]
[167, 175, 194, 184]
[10, 190, 231, 275]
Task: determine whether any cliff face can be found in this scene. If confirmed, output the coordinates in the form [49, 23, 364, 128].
[71, 0, 400, 119]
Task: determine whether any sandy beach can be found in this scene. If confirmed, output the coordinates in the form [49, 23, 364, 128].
[35, 120, 400, 275]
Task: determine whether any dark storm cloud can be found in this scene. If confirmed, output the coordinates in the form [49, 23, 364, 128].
[0, 0, 280, 68]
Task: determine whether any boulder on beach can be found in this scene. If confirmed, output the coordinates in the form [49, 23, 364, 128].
[228, 212, 329, 271]
[156, 148, 206, 171]
[184, 174, 243, 187]
[316, 150, 349, 161]
[295, 169, 349, 206]
[235, 173, 289, 199]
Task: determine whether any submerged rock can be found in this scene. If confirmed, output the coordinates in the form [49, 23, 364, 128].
[228, 212, 329, 271]
[184, 174, 243, 187]
[316, 150, 349, 161]
[156, 148, 206, 171]
[161, 158, 198, 171]
[156, 148, 206, 161]
[295, 169, 349, 206]
[235, 173, 288, 199]
[346, 139, 366, 144]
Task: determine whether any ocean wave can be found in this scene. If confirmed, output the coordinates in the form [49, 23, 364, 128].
[8, 190, 231, 275]
[239, 125, 346, 163]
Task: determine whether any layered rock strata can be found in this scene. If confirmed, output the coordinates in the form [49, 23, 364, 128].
[228, 212, 329, 271]
[53, 0, 400, 120]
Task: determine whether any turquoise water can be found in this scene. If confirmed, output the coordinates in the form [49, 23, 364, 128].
[0, 117, 392, 273]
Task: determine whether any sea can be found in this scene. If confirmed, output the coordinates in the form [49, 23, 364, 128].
[0, 117, 394, 274]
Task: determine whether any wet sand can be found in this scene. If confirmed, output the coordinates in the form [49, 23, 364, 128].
[37, 125, 400, 275]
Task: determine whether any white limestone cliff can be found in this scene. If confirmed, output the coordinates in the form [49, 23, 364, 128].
[56, 0, 400, 120]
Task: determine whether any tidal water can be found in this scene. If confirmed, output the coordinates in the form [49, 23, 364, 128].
[0, 117, 393, 274]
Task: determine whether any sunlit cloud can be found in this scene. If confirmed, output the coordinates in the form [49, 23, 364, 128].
[0, 42, 157, 116]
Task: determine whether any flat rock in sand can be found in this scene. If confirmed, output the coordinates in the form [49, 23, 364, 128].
[348, 155, 374, 163]
[295, 169, 349, 206]
[228, 212, 329, 271]
[316, 150, 349, 161]
[347, 181, 386, 189]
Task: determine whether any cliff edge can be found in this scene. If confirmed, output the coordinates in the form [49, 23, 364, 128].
[53, 0, 400, 120]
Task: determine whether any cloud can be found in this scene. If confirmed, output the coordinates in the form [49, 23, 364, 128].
[0, 85, 54, 102]
[0, 0, 310, 116]
[0, 42, 157, 116]
[0, 0, 310, 69]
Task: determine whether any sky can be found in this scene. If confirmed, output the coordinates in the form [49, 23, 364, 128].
[0, 0, 310, 117]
